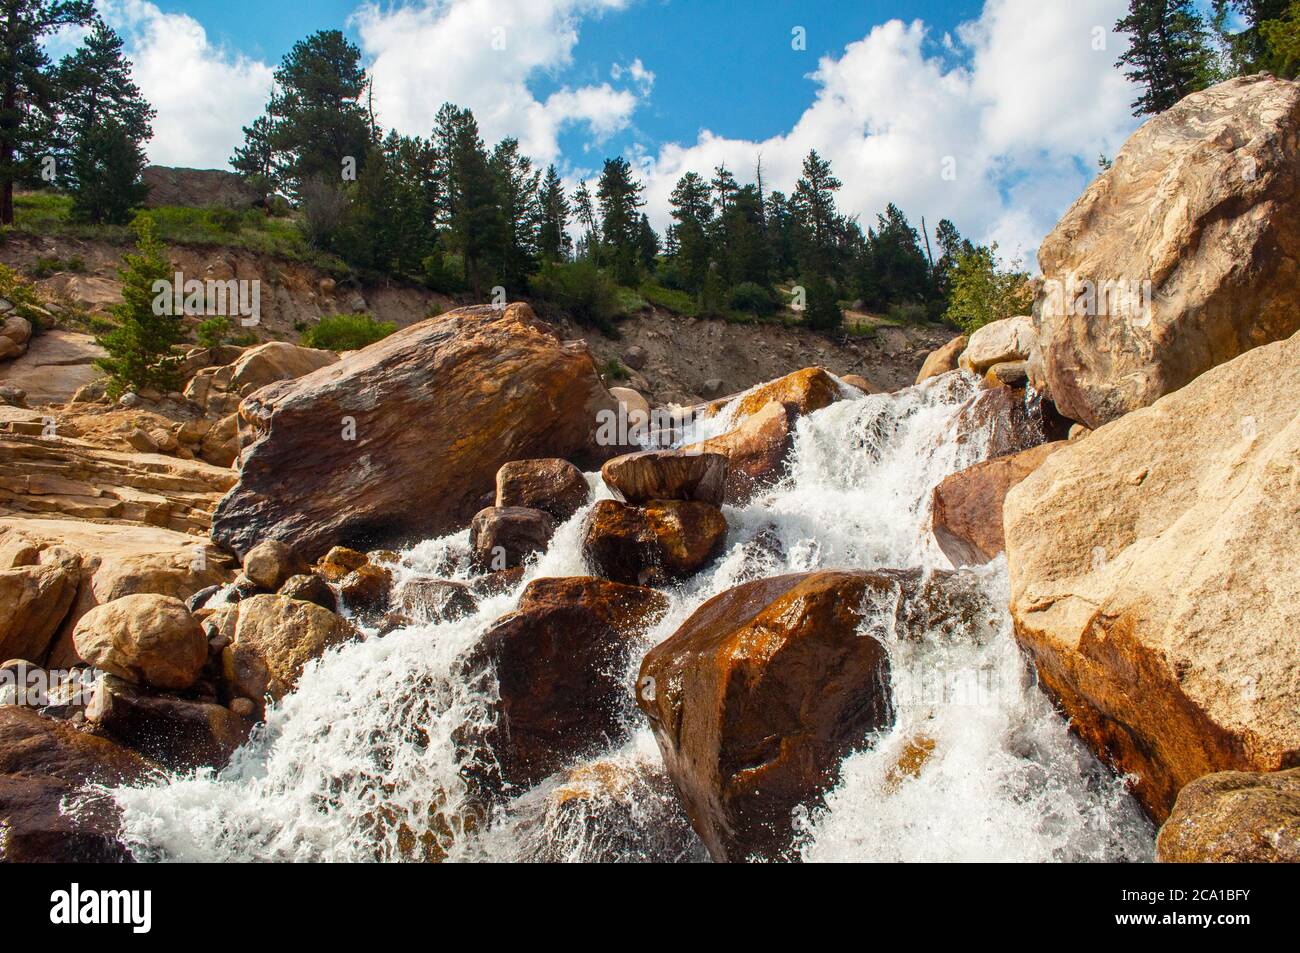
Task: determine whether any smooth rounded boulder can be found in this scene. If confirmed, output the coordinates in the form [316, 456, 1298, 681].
[469, 506, 555, 571]
[459, 576, 668, 792]
[242, 539, 307, 592]
[931, 441, 1065, 566]
[915, 335, 967, 384]
[636, 571, 898, 862]
[397, 577, 477, 623]
[494, 458, 589, 522]
[212, 594, 352, 709]
[1156, 769, 1300, 863]
[581, 499, 726, 586]
[683, 400, 793, 503]
[1034, 75, 1300, 428]
[730, 366, 842, 421]
[211, 303, 618, 559]
[73, 594, 207, 691]
[958, 316, 1035, 375]
[1005, 329, 1300, 821]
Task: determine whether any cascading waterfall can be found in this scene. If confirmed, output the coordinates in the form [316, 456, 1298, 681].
[110, 373, 1154, 862]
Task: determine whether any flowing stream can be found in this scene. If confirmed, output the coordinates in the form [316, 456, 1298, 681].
[110, 373, 1154, 862]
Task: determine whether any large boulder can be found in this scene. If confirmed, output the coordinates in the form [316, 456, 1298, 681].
[242, 539, 308, 591]
[141, 165, 262, 208]
[730, 366, 842, 421]
[0, 707, 153, 862]
[397, 577, 476, 624]
[931, 441, 1065, 566]
[0, 547, 80, 662]
[228, 341, 338, 392]
[915, 335, 968, 384]
[211, 304, 617, 559]
[211, 594, 352, 709]
[72, 594, 207, 691]
[86, 674, 252, 772]
[469, 506, 555, 571]
[184, 342, 338, 419]
[637, 571, 902, 862]
[1034, 74, 1300, 428]
[459, 576, 668, 792]
[0, 330, 105, 406]
[952, 385, 1067, 460]
[600, 449, 727, 505]
[1005, 329, 1300, 821]
[580, 499, 727, 586]
[1156, 769, 1300, 863]
[959, 317, 1036, 375]
[494, 458, 589, 522]
[683, 400, 793, 503]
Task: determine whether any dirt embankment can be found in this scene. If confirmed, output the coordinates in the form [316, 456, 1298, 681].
[0, 233, 957, 405]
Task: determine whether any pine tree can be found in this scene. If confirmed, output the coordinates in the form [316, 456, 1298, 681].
[95, 217, 183, 397]
[791, 149, 842, 274]
[719, 185, 770, 287]
[231, 115, 277, 197]
[800, 272, 842, 333]
[572, 179, 598, 258]
[869, 204, 931, 306]
[67, 120, 149, 225]
[490, 137, 541, 292]
[1213, 0, 1292, 72]
[537, 164, 571, 262]
[668, 171, 713, 293]
[0, 0, 95, 224]
[709, 164, 739, 216]
[596, 157, 645, 285]
[244, 30, 372, 198]
[432, 105, 504, 296]
[636, 213, 659, 272]
[1116, 0, 1218, 116]
[55, 20, 154, 224]
[1259, 0, 1300, 76]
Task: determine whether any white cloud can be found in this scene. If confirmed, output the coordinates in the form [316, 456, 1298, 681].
[611, 57, 654, 94]
[97, 0, 274, 169]
[637, 0, 1141, 268]
[353, 0, 644, 165]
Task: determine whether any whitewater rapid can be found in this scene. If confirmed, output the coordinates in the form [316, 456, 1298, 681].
[110, 373, 1154, 862]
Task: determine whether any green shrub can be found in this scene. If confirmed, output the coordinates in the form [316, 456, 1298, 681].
[945, 243, 1033, 334]
[528, 259, 621, 332]
[30, 256, 87, 279]
[196, 316, 231, 348]
[727, 281, 777, 316]
[423, 250, 466, 294]
[0, 264, 51, 329]
[300, 312, 396, 351]
[599, 357, 630, 382]
[638, 281, 699, 317]
[885, 301, 928, 325]
[614, 286, 647, 314]
[797, 274, 843, 333]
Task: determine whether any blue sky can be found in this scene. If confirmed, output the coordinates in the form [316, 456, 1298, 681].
[150, 0, 988, 153]
[87, 0, 1149, 264]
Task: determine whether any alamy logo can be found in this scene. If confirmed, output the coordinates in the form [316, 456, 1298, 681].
[49, 883, 151, 933]
[152, 272, 260, 326]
